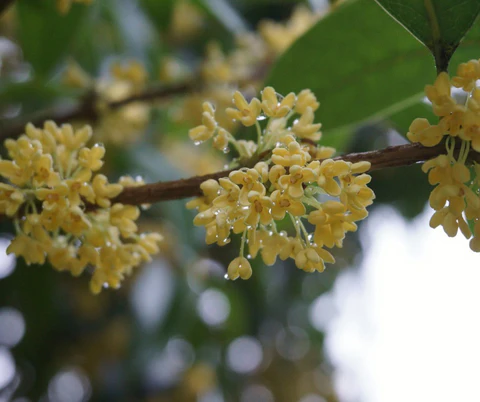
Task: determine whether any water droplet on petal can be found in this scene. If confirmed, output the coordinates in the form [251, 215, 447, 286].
[256, 115, 267, 121]
[194, 141, 202, 146]
[246, 254, 252, 259]
[222, 147, 230, 154]
[224, 273, 229, 280]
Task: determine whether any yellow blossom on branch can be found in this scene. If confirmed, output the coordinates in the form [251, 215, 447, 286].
[408, 59, 480, 252]
[187, 87, 375, 280]
[0, 121, 162, 294]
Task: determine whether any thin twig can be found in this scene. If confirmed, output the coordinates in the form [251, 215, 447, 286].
[0, 82, 193, 142]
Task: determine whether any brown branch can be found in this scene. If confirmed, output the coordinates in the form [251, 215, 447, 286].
[0, 82, 193, 142]
[110, 142, 477, 205]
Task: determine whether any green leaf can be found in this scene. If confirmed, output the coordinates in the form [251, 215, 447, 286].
[138, 0, 176, 33]
[16, 0, 87, 77]
[267, 0, 480, 143]
[375, 0, 480, 71]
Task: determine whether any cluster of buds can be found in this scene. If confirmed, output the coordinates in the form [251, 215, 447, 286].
[0, 122, 162, 293]
[187, 87, 375, 279]
[407, 59, 480, 251]
[62, 60, 151, 144]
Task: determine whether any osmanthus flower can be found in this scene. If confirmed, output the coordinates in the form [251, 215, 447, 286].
[1, 121, 162, 294]
[187, 86, 375, 280]
[408, 59, 480, 252]
[226, 92, 262, 127]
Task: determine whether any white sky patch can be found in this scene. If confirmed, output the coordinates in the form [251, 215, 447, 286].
[312, 205, 480, 402]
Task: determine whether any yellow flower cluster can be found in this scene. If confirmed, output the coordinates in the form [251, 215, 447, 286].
[167, 4, 322, 131]
[63, 60, 151, 144]
[187, 87, 375, 279]
[407, 60, 480, 251]
[0, 121, 162, 293]
[56, 0, 93, 14]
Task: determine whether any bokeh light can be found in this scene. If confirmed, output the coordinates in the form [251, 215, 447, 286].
[226, 336, 263, 374]
[197, 288, 230, 327]
[0, 307, 25, 347]
[0, 237, 15, 279]
[0, 347, 15, 390]
[48, 368, 91, 402]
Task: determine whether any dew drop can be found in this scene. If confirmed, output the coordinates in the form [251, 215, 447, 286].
[256, 115, 267, 121]
[102, 282, 109, 289]
[268, 231, 273, 236]
[222, 147, 230, 154]
[224, 273, 229, 280]
[194, 141, 202, 146]
[246, 254, 252, 259]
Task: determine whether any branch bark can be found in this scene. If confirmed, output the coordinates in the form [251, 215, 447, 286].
[0, 82, 192, 142]
[110, 142, 474, 205]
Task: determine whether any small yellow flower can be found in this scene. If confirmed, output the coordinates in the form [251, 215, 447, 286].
[278, 165, 317, 199]
[261, 87, 296, 118]
[110, 204, 140, 238]
[292, 107, 322, 141]
[425, 72, 457, 116]
[7, 234, 47, 265]
[271, 190, 305, 219]
[245, 191, 273, 226]
[0, 183, 25, 216]
[92, 174, 123, 208]
[272, 138, 311, 167]
[295, 89, 320, 114]
[452, 59, 480, 92]
[407, 118, 444, 147]
[229, 168, 266, 205]
[189, 102, 218, 143]
[78, 144, 106, 171]
[295, 247, 334, 272]
[227, 257, 252, 280]
[226, 91, 262, 127]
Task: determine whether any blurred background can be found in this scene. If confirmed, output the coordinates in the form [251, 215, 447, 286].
[0, 0, 479, 401]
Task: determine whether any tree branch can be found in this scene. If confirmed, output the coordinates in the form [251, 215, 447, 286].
[0, 82, 193, 142]
[110, 142, 478, 205]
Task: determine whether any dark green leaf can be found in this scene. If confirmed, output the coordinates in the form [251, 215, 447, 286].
[138, 0, 176, 33]
[16, 0, 88, 77]
[267, 0, 480, 141]
[375, 0, 480, 71]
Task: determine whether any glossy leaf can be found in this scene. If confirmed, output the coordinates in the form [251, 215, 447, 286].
[375, 0, 480, 70]
[267, 0, 480, 140]
[16, 0, 87, 77]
